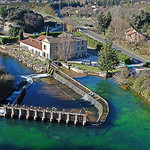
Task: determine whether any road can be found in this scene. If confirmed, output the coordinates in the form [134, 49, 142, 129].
[60, 15, 149, 64]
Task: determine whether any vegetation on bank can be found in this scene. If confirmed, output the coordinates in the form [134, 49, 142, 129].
[117, 67, 150, 100]
[0, 65, 14, 100]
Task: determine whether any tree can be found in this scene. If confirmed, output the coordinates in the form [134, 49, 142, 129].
[18, 29, 24, 41]
[98, 39, 119, 73]
[120, 66, 131, 79]
[57, 34, 74, 61]
[9, 27, 20, 37]
[97, 11, 112, 34]
[46, 25, 49, 36]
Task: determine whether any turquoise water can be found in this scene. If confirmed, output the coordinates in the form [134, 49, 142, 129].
[0, 53, 150, 150]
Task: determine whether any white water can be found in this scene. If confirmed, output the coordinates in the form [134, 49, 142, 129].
[21, 73, 50, 89]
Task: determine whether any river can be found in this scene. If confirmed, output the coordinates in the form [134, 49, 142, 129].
[0, 53, 150, 150]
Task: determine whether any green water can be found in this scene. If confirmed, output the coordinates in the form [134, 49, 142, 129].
[0, 76, 149, 150]
[0, 53, 150, 150]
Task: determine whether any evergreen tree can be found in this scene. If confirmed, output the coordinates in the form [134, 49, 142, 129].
[98, 39, 119, 73]
[46, 25, 49, 36]
[18, 29, 23, 41]
[85, 0, 88, 5]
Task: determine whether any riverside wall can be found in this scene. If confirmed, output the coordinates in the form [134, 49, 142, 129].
[50, 63, 109, 124]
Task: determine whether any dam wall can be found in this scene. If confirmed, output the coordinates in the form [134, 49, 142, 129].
[50, 63, 109, 124]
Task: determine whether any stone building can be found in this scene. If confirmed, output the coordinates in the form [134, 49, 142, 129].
[125, 27, 146, 43]
[20, 33, 87, 60]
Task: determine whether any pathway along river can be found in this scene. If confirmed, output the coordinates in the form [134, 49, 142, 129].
[0, 53, 150, 150]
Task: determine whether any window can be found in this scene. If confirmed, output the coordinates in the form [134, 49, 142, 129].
[43, 52, 46, 57]
[81, 46, 84, 50]
[32, 49, 34, 53]
[82, 41, 84, 45]
[44, 45, 46, 50]
[78, 41, 80, 45]
[77, 47, 80, 51]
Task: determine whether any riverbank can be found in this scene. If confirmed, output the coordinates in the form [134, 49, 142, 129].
[0, 66, 14, 100]
[0, 44, 46, 73]
[114, 71, 150, 102]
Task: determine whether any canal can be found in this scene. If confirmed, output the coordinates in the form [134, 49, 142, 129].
[0, 53, 150, 150]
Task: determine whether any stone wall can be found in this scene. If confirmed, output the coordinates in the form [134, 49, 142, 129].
[53, 70, 109, 123]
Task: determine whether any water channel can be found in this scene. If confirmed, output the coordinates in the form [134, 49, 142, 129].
[0, 53, 150, 150]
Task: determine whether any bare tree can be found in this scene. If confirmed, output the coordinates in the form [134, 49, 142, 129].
[57, 34, 74, 61]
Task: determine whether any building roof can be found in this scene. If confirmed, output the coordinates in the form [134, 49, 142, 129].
[126, 27, 137, 36]
[36, 35, 52, 41]
[42, 33, 87, 44]
[20, 38, 42, 51]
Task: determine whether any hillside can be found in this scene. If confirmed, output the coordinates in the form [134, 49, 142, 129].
[0, 6, 44, 33]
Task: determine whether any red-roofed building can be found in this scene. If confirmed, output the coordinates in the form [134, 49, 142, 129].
[20, 34, 87, 60]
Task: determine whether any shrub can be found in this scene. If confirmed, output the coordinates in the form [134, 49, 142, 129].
[143, 62, 150, 68]
[1, 37, 18, 44]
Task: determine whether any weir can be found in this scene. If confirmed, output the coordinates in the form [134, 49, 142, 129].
[48, 62, 109, 125]
[1, 104, 87, 126]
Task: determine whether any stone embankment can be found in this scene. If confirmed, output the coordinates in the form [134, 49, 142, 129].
[0, 45, 46, 73]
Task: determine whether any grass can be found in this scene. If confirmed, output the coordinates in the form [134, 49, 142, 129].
[68, 62, 123, 73]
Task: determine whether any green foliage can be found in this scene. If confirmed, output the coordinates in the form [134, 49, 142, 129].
[46, 25, 49, 36]
[131, 10, 150, 33]
[129, 73, 150, 100]
[0, 6, 7, 17]
[97, 11, 112, 34]
[18, 29, 24, 41]
[143, 62, 150, 68]
[132, 73, 148, 93]
[9, 26, 20, 37]
[1, 37, 18, 44]
[96, 42, 103, 51]
[115, 51, 130, 64]
[98, 39, 119, 73]
[0, 65, 14, 99]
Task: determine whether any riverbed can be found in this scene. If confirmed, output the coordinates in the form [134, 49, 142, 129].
[0, 53, 150, 150]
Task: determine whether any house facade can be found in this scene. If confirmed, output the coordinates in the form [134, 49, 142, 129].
[125, 27, 146, 43]
[20, 33, 87, 60]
